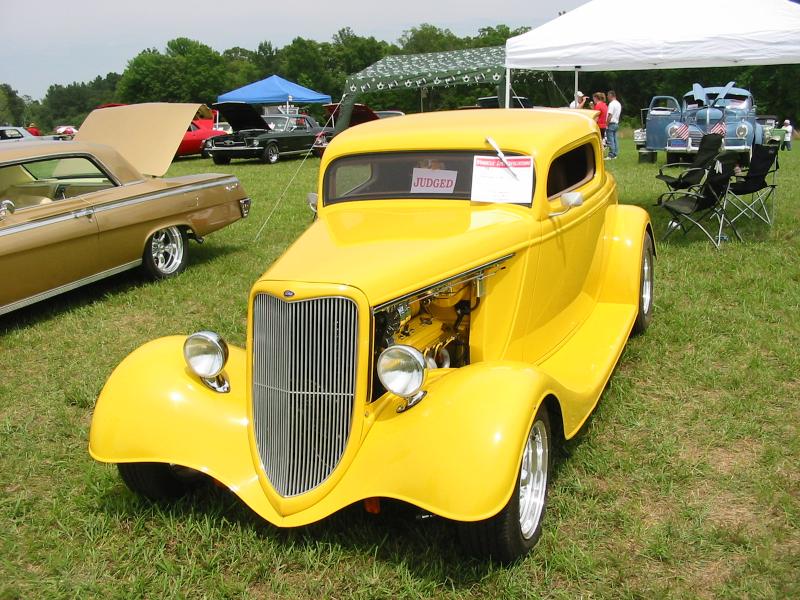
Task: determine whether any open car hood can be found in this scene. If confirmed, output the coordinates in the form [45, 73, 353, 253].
[213, 102, 267, 132]
[323, 103, 379, 127]
[75, 103, 201, 177]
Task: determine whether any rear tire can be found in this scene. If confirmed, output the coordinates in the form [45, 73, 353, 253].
[458, 403, 551, 563]
[212, 155, 231, 165]
[118, 463, 205, 501]
[632, 233, 654, 335]
[142, 226, 188, 280]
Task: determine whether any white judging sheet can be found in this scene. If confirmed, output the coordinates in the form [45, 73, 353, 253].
[470, 155, 533, 204]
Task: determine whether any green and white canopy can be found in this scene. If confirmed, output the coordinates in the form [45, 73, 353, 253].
[335, 46, 507, 131]
[344, 46, 506, 94]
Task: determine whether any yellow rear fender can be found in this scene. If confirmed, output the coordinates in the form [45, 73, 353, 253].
[335, 361, 565, 522]
[599, 204, 653, 306]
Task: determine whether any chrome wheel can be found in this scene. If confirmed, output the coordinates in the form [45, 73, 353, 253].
[266, 143, 279, 164]
[519, 419, 549, 539]
[641, 243, 653, 316]
[150, 226, 184, 275]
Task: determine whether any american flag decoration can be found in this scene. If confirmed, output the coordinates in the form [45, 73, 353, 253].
[675, 123, 690, 139]
[710, 120, 727, 135]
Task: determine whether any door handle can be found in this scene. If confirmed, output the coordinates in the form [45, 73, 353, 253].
[73, 208, 93, 219]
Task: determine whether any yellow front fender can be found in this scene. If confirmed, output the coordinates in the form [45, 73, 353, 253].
[90, 337, 561, 525]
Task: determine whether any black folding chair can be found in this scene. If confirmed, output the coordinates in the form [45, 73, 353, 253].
[726, 142, 780, 225]
[655, 133, 724, 191]
[657, 151, 740, 249]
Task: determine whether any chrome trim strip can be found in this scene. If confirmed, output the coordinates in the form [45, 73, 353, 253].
[373, 253, 515, 313]
[92, 177, 239, 215]
[210, 147, 310, 156]
[0, 259, 142, 316]
[0, 211, 89, 238]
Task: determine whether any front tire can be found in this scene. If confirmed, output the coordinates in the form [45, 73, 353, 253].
[212, 154, 231, 165]
[142, 226, 188, 280]
[458, 403, 552, 563]
[631, 233, 655, 335]
[262, 143, 279, 164]
[118, 463, 205, 501]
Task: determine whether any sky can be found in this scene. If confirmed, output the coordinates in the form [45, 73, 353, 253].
[1, 0, 589, 100]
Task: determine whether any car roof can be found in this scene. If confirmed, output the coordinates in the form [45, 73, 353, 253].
[323, 109, 598, 163]
[0, 140, 145, 184]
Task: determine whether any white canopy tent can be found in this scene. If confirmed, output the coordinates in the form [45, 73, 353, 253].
[504, 0, 800, 102]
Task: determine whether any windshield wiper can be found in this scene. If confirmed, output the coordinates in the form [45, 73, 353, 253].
[485, 136, 519, 180]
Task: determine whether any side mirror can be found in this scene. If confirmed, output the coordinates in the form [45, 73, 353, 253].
[548, 191, 583, 217]
[0, 199, 15, 220]
[306, 192, 318, 215]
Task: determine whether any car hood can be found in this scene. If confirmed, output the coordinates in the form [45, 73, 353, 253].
[213, 102, 267, 132]
[260, 203, 532, 306]
[75, 103, 201, 177]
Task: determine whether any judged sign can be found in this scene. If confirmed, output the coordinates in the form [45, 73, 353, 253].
[410, 168, 458, 194]
[471, 156, 533, 204]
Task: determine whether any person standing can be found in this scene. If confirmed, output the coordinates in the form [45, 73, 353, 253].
[569, 91, 587, 109]
[781, 119, 793, 151]
[26, 123, 41, 136]
[606, 91, 622, 159]
[593, 92, 608, 147]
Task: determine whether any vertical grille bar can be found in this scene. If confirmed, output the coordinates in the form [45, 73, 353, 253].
[252, 293, 359, 497]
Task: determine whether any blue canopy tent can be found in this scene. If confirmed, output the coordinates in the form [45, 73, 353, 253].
[217, 75, 331, 104]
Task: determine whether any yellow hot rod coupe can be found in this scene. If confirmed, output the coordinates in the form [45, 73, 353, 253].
[90, 109, 654, 562]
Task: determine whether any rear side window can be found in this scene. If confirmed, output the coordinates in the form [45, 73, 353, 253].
[546, 143, 595, 199]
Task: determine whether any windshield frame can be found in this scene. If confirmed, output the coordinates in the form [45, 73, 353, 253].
[323, 150, 535, 207]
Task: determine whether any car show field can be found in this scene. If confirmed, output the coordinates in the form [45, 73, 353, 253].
[2, 136, 798, 598]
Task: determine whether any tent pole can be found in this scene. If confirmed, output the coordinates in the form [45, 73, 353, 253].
[574, 67, 580, 97]
[505, 68, 511, 109]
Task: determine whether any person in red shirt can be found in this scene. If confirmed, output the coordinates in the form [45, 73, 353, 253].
[26, 123, 41, 136]
[592, 92, 608, 146]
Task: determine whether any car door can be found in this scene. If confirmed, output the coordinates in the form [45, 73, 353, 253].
[523, 137, 611, 364]
[645, 96, 681, 151]
[0, 158, 100, 313]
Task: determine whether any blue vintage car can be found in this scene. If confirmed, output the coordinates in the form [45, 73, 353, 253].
[644, 82, 764, 161]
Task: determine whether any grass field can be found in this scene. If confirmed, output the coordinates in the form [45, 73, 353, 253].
[2, 139, 798, 599]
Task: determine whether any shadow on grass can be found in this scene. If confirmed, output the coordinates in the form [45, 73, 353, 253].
[0, 243, 238, 335]
[92, 455, 589, 588]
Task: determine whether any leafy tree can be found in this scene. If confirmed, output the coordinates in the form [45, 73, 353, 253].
[0, 84, 26, 125]
[399, 24, 464, 53]
[117, 39, 227, 104]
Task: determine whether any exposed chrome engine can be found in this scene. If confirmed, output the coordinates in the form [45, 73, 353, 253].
[371, 256, 511, 399]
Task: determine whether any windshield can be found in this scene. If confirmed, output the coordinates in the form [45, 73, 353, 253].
[684, 93, 751, 110]
[263, 116, 289, 132]
[324, 151, 535, 206]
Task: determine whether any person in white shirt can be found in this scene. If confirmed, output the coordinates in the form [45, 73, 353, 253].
[782, 119, 793, 151]
[606, 90, 622, 159]
[569, 91, 587, 109]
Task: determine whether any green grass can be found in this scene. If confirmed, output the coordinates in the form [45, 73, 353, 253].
[2, 141, 799, 599]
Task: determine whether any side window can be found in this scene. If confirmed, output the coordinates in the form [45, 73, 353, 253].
[0, 156, 115, 210]
[546, 143, 595, 199]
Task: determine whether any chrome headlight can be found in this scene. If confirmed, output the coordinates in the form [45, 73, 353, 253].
[667, 123, 680, 138]
[377, 345, 427, 399]
[249, 138, 261, 147]
[183, 331, 229, 379]
[735, 123, 749, 139]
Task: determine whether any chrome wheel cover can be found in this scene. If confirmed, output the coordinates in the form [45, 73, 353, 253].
[150, 226, 184, 275]
[267, 145, 278, 163]
[641, 245, 653, 315]
[519, 419, 549, 539]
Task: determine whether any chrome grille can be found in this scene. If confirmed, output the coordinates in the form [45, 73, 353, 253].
[689, 130, 703, 146]
[252, 293, 358, 497]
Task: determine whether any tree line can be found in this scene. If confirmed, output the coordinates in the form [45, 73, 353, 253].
[1, 23, 798, 132]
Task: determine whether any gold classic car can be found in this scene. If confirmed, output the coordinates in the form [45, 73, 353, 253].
[0, 103, 250, 316]
[89, 109, 654, 562]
